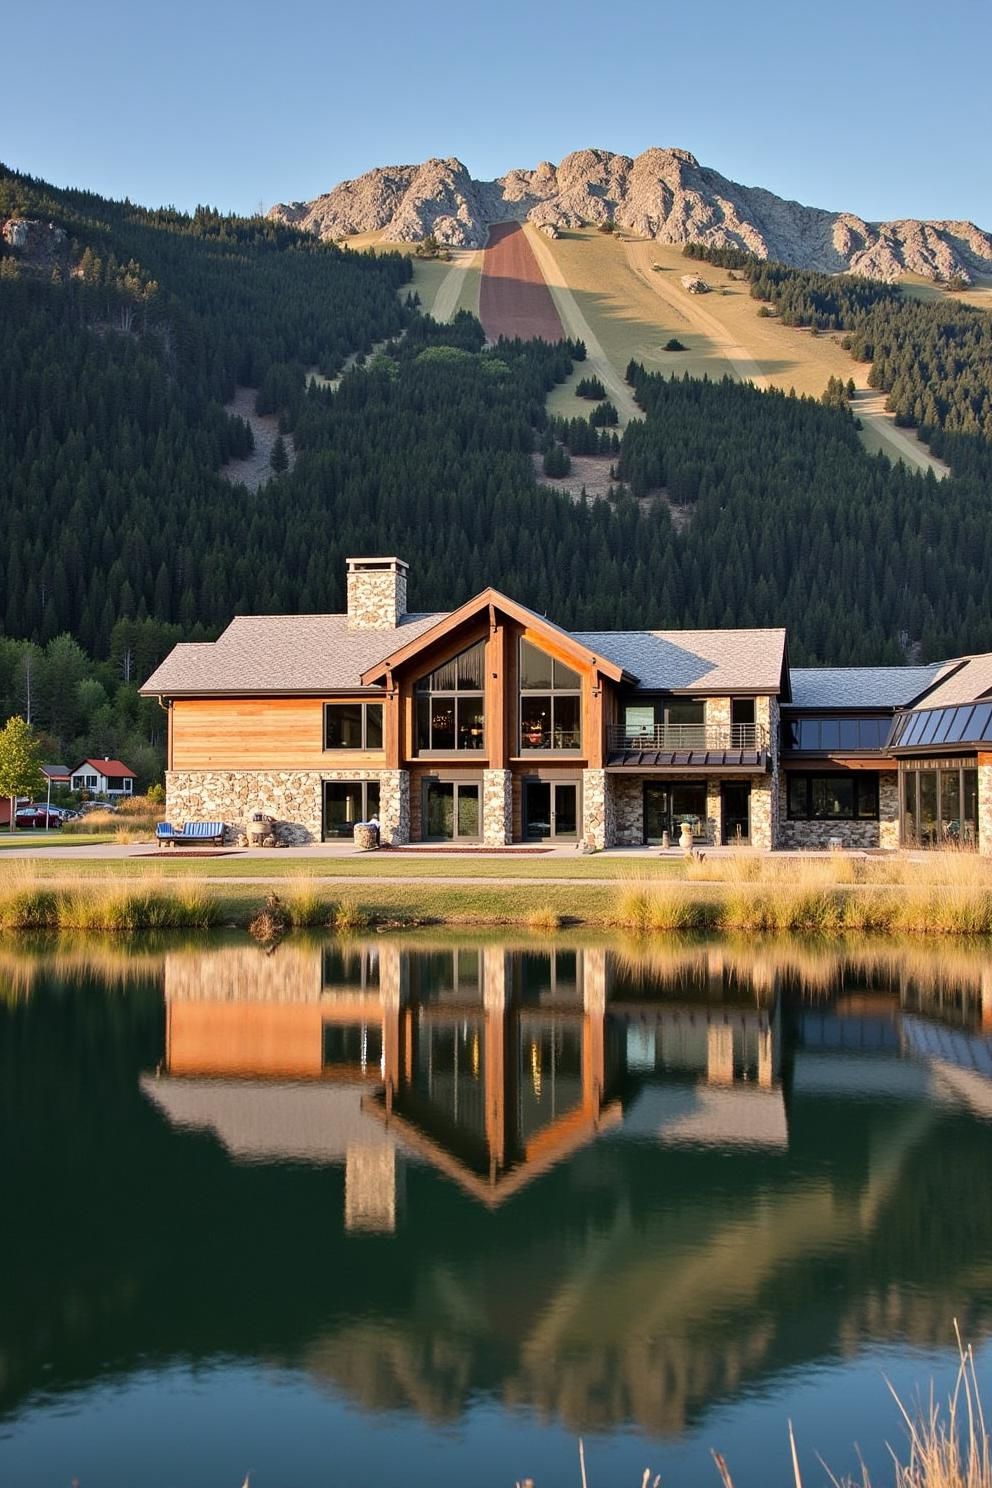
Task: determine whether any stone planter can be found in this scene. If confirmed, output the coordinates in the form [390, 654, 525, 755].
[353, 823, 379, 852]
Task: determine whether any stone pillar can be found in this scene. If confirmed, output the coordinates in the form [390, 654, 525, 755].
[879, 771, 900, 850]
[582, 768, 616, 850]
[750, 771, 779, 851]
[758, 1027, 775, 1089]
[707, 1023, 734, 1085]
[378, 769, 410, 846]
[978, 760, 992, 857]
[482, 768, 513, 846]
[705, 778, 723, 847]
[345, 1146, 398, 1233]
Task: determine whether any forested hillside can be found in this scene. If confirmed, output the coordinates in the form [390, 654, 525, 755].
[685, 242, 992, 476]
[0, 164, 412, 651]
[3, 159, 992, 776]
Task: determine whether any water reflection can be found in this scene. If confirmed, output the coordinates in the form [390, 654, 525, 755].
[1, 933, 991, 1470]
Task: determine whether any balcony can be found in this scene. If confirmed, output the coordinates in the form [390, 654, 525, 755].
[606, 723, 770, 770]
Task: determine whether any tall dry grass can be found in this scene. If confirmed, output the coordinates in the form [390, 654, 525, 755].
[0, 863, 219, 931]
[613, 853, 992, 937]
[63, 796, 165, 842]
[563, 1333, 990, 1488]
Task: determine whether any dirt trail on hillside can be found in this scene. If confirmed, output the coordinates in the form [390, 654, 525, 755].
[623, 239, 948, 478]
[480, 222, 565, 342]
[525, 226, 640, 425]
[431, 249, 480, 321]
[623, 241, 768, 386]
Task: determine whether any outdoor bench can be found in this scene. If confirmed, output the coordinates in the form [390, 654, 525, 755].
[155, 821, 226, 847]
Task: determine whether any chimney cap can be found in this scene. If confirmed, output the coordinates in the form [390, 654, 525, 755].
[346, 556, 408, 573]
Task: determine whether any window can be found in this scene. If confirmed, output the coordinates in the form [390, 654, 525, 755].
[900, 763, 980, 848]
[782, 715, 892, 752]
[322, 780, 380, 839]
[415, 641, 485, 752]
[787, 772, 879, 821]
[520, 640, 582, 750]
[324, 702, 383, 750]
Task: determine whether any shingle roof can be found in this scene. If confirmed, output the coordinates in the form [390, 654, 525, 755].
[573, 629, 787, 693]
[788, 665, 942, 710]
[912, 655, 992, 708]
[141, 613, 447, 695]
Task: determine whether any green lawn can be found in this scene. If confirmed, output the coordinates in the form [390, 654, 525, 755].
[0, 831, 116, 848]
[3, 853, 682, 881]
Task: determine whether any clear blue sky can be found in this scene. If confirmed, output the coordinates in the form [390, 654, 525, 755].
[5, 0, 991, 225]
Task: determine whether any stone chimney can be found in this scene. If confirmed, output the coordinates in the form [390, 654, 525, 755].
[346, 557, 409, 630]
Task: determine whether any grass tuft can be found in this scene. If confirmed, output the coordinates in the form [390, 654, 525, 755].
[527, 906, 563, 932]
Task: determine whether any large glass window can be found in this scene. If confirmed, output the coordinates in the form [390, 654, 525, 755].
[787, 773, 879, 821]
[901, 764, 980, 848]
[415, 641, 485, 752]
[782, 715, 891, 751]
[520, 640, 582, 751]
[324, 702, 383, 750]
[322, 780, 380, 838]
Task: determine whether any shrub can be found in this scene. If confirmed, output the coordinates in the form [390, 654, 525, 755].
[663, 337, 685, 351]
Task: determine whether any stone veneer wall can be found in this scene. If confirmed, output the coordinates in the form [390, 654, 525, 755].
[482, 769, 513, 846]
[613, 776, 643, 846]
[166, 768, 410, 846]
[776, 769, 899, 850]
[979, 762, 992, 857]
[582, 768, 615, 850]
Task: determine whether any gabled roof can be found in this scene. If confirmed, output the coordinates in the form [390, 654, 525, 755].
[574, 629, 788, 695]
[911, 654, 992, 709]
[141, 613, 446, 696]
[73, 758, 136, 777]
[787, 665, 943, 710]
[360, 589, 630, 686]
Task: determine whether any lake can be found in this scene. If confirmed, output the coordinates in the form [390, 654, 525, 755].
[1, 932, 990, 1488]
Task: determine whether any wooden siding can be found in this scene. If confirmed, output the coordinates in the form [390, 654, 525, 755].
[170, 697, 388, 770]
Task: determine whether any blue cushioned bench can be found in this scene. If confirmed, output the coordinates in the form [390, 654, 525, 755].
[156, 821, 226, 848]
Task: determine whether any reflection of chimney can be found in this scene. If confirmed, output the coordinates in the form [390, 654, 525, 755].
[983, 968, 992, 1033]
[346, 556, 408, 630]
[345, 1145, 398, 1233]
[707, 1023, 734, 1085]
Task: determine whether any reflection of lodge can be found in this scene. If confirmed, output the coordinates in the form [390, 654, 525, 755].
[149, 942, 784, 1221]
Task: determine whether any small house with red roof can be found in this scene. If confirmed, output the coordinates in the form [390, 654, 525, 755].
[70, 757, 136, 797]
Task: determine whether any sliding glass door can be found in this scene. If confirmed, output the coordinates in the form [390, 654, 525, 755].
[424, 780, 480, 841]
[523, 780, 579, 840]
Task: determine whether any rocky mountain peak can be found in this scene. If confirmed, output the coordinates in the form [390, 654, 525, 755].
[269, 147, 992, 283]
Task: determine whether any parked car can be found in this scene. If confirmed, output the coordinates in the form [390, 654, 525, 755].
[14, 806, 64, 829]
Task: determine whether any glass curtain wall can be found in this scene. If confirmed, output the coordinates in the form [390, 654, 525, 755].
[900, 764, 979, 847]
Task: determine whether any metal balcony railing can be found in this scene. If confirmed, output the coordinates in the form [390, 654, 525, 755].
[607, 723, 768, 753]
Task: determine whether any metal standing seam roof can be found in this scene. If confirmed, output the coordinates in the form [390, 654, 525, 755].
[787, 665, 943, 710]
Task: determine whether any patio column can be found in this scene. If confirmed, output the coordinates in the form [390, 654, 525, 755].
[482, 768, 512, 846]
[749, 772, 780, 850]
[582, 768, 616, 850]
[378, 769, 410, 846]
[979, 757, 992, 857]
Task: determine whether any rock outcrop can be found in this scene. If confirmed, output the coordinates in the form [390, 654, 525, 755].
[269, 147, 992, 283]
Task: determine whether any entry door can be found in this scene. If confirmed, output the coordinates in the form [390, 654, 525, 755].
[425, 781, 480, 840]
[722, 782, 751, 845]
[643, 783, 671, 843]
[524, 781, 578, 839]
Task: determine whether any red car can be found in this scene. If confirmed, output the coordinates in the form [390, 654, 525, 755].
[14, 806, 63, 829]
